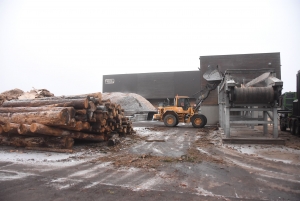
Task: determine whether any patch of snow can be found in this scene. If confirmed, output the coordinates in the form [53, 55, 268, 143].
[133, 176, 163, 191]
[153, 148, 163, 154]
[83, 182, 100, 189]
[49, 177, 82, 190]
[0, 170, 36, 181]
[69, 162, 112, 178]
[195, 186, 215, 196]
[197, 148, 210, 155]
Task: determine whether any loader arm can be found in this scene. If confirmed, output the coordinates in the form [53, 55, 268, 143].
[193, 83, 219, 112]
[193, 65, 223, 112]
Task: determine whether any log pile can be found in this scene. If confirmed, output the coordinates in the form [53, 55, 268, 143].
[0, 92, 133, 152]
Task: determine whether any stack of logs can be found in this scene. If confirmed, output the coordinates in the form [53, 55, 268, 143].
[0, 92, 132, 152]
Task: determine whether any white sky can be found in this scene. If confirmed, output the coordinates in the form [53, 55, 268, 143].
[0, 0, 299, 96]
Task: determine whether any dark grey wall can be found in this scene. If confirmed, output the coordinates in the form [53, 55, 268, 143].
[103, 71, 201, 99]
[200, 52, 281, 105]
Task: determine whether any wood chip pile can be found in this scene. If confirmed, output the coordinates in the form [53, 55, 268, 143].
[0, 92, 133, 152]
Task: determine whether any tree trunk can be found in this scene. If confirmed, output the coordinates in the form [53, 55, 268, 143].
[45, 137, 74, 149]
[0, 109, 70, 126]
[59, 121, 83, 131]
[76, 109, 87, 115]
[65, 118, 76, 127]
[61, 92, 102, 101]
[2, 123, 19, 134]
[30, 123, 71, 137]
[75, 114, 87, 122]
[18, 124, 32, 135]
[69, 132, 105, 141]
[96, 105, 106, 111]
[93, 111, 108, 120]
[0, 135, 73, 149]
[2, 98, 89, 109]
[0, 135, 44, 147]
[0, 106, 74, 114]
[82, 122, 90, 130]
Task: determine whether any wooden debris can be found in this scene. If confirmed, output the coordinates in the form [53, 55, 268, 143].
[145, 139, 166, 142]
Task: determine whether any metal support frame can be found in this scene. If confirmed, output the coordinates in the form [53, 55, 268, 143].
[218, 69, 282, 139]
[221, 106, 278, 138]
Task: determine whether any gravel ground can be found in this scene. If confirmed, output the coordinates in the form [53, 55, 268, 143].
[0, 121, 299, 201]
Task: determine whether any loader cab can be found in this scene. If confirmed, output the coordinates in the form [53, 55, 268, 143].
[175, 96, 190, 110]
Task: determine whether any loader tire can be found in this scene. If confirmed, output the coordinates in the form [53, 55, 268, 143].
[191, 114, 206, 128]
[295, 120, 300, 136]
[164, 114, 177, 127]
[280, 119, 286, 131]
[291, 120, 296, 135]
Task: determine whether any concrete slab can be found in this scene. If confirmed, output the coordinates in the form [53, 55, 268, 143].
[220, 125, 286, 145]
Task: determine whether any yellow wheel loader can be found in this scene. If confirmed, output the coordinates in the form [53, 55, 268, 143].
[153, 65, 223, 128]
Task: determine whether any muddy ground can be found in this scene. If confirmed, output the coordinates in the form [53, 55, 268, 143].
[0, 121, 299, 201]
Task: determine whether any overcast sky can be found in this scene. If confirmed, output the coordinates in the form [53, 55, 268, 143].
[0, 0, 299, 96]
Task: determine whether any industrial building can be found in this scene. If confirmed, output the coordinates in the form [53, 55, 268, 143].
[103, 52, 281, 124]
[103, 70, 201, 107]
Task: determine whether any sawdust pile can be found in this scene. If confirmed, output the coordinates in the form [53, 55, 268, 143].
[102, 92, 156, 113]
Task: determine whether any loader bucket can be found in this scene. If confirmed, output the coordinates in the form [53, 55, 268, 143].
[203, 65, 223, 83]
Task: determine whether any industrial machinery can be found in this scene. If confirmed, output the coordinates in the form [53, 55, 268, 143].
[218, 69, 283, 138]
[153, 66, 223, 128]
[278, 71, 300, 135]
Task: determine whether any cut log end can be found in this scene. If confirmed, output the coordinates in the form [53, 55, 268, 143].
[18, 124, 30, 135]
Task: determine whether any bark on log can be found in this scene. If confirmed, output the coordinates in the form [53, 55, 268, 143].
[66, 107, 75, 118]
[2, 123, 19, 134]
[66, 118, 76, 127]
[25, 147, 73, 153]
[107, 134, 120, 146]
[2, 98, 89, 109]
[0, 135, 44, 147]
[76, 109, 87, 115]
[0, 109, 70, 126]
[87, 101, 96, 121]
[0, 135, 73, 148]
[69, 132, 105, 141]
[0, 125, 3, 134]
[0, 106, 74, 114]
[75, 114, 87, 122]
[93, 111, 108, 119]
[100, 99, 110, 105]
[46, 137, 74, 149]
[18, 124, 32, 135]
[88, 101, 97, 111]
[30, 123, 71, 137]
[59, 121, 83, 131]
[96, 105, 106, 111]
[62, 92, 102, 102]
[30, 92, 101, 102]
[82, 122, 90, 130]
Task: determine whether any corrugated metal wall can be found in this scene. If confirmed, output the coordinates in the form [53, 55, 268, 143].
[200, 52, 281, 106]
[103, 71, 201, 99]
